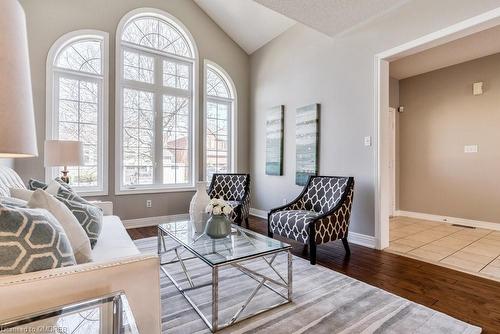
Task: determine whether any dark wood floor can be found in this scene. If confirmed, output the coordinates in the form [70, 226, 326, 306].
[127, 216, 500, 333]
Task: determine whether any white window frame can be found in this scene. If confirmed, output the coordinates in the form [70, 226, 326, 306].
[203, 60, 238, 181]
[46, 30, 109, 196]
[115, 8, 199, 195]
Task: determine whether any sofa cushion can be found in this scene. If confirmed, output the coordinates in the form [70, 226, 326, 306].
[0, 196, 28, 209]
[91, 215, 139, 261]
[56, 197, 103, 249]
[0, 204, 76, 275]
[28, 189, 92, 264]
[269, 210, 319, 243]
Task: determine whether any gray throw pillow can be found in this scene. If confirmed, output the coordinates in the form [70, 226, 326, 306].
[56, 196, 103, 248]
[46, 180, 93, 206]
[28, 179, 47, 191]
[0, 204, 76, 275]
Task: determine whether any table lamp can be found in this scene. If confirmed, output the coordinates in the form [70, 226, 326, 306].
[0, 0, 38, 158]
[44, 140, 83, 183]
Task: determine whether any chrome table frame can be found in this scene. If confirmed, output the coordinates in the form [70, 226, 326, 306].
[158, 226, 292, 332]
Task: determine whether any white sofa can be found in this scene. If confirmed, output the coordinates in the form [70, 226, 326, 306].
[0, 167, 161, 333]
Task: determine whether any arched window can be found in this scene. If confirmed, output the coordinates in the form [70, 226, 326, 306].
[204, 61, 236, 180]
[46, 30, 109, 196]
[116, 9, 198, 193]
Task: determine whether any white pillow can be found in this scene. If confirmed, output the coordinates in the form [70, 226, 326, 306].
[27, 189, 93, 264]
[9, 188, 34, 201]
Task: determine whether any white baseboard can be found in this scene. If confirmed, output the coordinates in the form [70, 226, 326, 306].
[395, 210, 500, 231]
[348, 232, 376, 248]
[249, 208, 268, 219]
[250, 208, 376, 248]
[123, 213, 189, 229]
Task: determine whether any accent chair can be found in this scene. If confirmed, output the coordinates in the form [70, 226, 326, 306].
[208, 173, 251, 227]
[268, 176, 355, 265]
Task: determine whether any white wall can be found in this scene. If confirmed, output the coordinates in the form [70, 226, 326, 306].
[250, 0, 500, 237]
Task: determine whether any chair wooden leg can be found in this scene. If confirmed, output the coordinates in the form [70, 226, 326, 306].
[245, 218, 249, 228]
[309, 239, 317, 265]
[342, 237, 351, 256]
[268, 231, 273, 238]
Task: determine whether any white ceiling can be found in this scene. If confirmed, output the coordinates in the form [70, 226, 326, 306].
[254, 0, 411, 37]
[390, 24, 500, 80]
[194, 0, 296, 54]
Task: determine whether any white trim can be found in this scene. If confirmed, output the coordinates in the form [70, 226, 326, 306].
[115, 8, 199, 195]
[202, 59, 238, 181]
[45, 30, 109, 196]
[249, 208, 267, 219]
[347, 232, 376, 249]
[374, 7, 500, 250]
[123, 213, 189, 229]
[395, 210, 500, 232]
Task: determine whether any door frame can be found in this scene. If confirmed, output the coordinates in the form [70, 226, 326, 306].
[388, 107, 396, 217]
[374, 7, 500, 250]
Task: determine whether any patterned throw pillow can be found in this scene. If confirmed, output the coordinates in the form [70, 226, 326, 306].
[0, 204, 76, 275]
[46, 180, 93, 206]
[28, 179, 48, 191]
[56, 197, 103, 249]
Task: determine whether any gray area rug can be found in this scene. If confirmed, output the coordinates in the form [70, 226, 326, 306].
[134, 237, 481, 333]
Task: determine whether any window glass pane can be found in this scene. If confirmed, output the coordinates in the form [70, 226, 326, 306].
[205, 99, 231, 180]
[123, 50, 154, 84]
[57, 76, 100, 188]
[206, 67, 230, 98]
[163, 95, 191, 185]
[56, 40, 102, 75]
[122, 88, 155, 186]
[163, 60, 189, 90]
[122, 17, 192, 58]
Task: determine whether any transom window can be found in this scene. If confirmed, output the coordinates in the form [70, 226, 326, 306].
[117, 11, 197, 193]
[46, 31, 109, 196]
[204, 62, 236, 180]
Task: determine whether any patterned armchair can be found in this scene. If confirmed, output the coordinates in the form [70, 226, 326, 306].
[268, 176, 354, 265]
[208, 174, 251, 227]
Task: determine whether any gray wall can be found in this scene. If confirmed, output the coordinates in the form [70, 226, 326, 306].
[17, 0, 250, 220]
[0, 159, 13, 168]
[249, 0, 500, 237]
[399, 53, 500, 223]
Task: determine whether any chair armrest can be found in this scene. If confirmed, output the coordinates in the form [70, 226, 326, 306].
[88, 200, 113, 215]
[0, 254, 161, 334]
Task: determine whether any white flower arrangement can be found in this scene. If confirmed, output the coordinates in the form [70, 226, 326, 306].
[206, 197, 233, 216]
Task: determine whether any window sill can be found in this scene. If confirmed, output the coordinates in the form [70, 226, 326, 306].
[76, 190, 108, 197]
[115, 186, 196, 196]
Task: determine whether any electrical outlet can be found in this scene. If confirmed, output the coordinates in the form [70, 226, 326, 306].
[146, 200, 152, 208]
[282, 198, 287, 205]
[364, 136, 372, 147]
[464, 145, 478, 153]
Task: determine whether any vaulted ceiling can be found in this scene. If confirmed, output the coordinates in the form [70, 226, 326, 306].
[194, 0, 412, 54]
[193, 0, 296, 54]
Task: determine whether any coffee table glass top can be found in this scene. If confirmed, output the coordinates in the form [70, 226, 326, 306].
[159, 220, 291, 266]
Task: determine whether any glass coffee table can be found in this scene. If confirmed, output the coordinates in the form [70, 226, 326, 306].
[158, 220, 292, 332]
[0, 291, 139, 334]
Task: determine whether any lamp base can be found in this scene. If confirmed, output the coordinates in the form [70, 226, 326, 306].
[60, 170, 70, 184]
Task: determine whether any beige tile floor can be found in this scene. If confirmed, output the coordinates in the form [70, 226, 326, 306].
[387, 216, 500, 281]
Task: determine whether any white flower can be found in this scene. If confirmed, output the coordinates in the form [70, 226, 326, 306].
[205, 203, 214, 213]
[222, 206, 232, 215]
[209, 199, 218, 205]
[213, 206, 222, 215]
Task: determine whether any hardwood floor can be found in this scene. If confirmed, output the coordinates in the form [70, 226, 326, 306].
[127, 216, 500, 333]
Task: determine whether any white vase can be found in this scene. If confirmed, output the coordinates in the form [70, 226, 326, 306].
[189, 181, 210, 233]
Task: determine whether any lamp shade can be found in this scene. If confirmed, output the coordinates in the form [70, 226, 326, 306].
[44, 140, 83, 167]
[0, 0, 38, 157]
